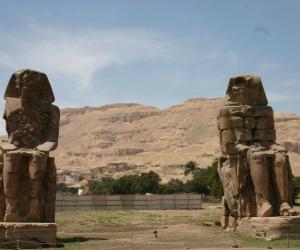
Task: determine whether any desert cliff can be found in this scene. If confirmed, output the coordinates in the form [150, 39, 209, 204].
[53, 98, 300, 182]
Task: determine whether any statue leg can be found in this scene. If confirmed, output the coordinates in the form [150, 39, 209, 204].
[45, 157, 56, 222]
[0, 155, 6, 221]
[248, 151, 273, 217]
[2, 152, 23, 222]
[273, 151, 296, 216]
[26, 152, 47, 222]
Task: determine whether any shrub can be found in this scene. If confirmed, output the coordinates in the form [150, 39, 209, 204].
[160, 179, 185, 194]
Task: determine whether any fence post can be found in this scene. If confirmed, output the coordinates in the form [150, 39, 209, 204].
[287, 232, 289, 248]
[92, 195, 95, 211]
[147, 195, 149, 210]
[62, 195, 65, 212]
[17, 237, 20, 249]
[174, 194, 176, 209]
[105, 195, 107, 210]
[131, 232, 134, 250]
[200, 194, 203, 209]
[76, 194, 79, 211]
[121, 195, 124, 210]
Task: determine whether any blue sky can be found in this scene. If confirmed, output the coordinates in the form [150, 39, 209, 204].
[0, 0, 299, 121]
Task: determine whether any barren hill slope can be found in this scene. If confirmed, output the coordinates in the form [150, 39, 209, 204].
[53, 98, 300, 181]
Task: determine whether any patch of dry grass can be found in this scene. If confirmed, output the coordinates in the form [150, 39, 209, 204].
[55, 205, 300, 249]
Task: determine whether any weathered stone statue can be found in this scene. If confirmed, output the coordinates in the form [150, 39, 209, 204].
[0, 69, 59, 247]
[217, 75, 298, 237]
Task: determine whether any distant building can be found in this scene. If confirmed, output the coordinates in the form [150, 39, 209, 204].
[78, 188, 84, 196]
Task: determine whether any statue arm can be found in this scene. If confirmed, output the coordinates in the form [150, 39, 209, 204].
[0, 141, 17, 151]
[235, 143, 250, 154]
[36, 141, 57, 152]
[36, 105, 60, 152]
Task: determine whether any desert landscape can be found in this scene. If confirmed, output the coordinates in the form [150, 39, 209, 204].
[54, 98, 300, 183]
[0, 1, 300, 249]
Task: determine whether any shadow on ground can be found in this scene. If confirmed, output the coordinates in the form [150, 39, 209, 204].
[56, 236, 108, 247]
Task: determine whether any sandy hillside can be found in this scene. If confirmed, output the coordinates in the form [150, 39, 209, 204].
[52, 98, 300, 181]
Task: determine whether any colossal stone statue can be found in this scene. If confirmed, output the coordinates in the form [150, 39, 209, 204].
[0, 69, 59, 247]
[217, 75, 296, 231]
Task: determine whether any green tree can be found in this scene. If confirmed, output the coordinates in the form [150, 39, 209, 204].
[135, 171, 161, 194]
[89, 179, 114, 195]
[160, 179, 185, 194]
[185, 174, 210, 194]
[184, 159, 223, 197]
[112, 174, 140, 194]
[206, 159, 223, 198]
[293, 176, 300, 200]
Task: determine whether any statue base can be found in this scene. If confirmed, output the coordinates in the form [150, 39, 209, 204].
[236, 216, 300, 240]
[0, 223, 56, 248]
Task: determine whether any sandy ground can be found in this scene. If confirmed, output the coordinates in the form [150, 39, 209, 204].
[54, 204, 300, 249]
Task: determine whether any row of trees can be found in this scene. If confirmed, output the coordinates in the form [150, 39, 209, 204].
[87, 160, 224, 198]
[57, 159, 300, 201]
[293, 177, 300, 199]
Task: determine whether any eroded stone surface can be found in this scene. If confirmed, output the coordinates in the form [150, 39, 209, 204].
[0, 69, 59, 223]
[237, 216, 300, 240]
[217, 75, 296, 231]
[0, 223, 56, 248]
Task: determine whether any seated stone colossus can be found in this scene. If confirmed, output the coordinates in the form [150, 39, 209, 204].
[217, 75, 296, 229]
[0, 69, 59, 223]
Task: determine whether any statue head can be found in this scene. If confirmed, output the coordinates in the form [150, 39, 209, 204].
[225, 75, 268, 106]
[4, 69, 55, 106]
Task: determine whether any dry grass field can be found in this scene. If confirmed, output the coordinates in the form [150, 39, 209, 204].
[54, 204, 300, 249]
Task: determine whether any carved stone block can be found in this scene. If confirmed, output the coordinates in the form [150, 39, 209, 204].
[218, 117, 232, 130]
[244, 117, 256, 129]
[231, 116, 244, 128]
[221, 130, 236, 143]
[235, 128, 252, 142]
[253, 129, 276, 141]
[256, 117, 274, 129]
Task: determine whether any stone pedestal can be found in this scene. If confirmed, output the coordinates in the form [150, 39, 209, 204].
[0, 223, 56, 248]
[237, 216, 300, 240]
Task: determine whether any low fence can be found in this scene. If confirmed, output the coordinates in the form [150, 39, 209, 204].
[56, 193, 203, 211]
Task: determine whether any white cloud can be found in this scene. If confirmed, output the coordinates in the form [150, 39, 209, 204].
[0, 25, 173, 89]
[0, 24, 221, 90]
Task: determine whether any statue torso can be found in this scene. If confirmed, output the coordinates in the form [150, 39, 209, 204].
[4, 98, 53, 149]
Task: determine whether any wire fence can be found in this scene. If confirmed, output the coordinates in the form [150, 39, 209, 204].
[65, 232, 300, 250]
[0, 227, 300, 249]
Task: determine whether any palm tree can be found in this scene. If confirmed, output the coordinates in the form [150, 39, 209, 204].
[184, 161, 199, 176]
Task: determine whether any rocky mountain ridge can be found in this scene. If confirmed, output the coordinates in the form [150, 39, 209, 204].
[52, 98, 300, 182]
